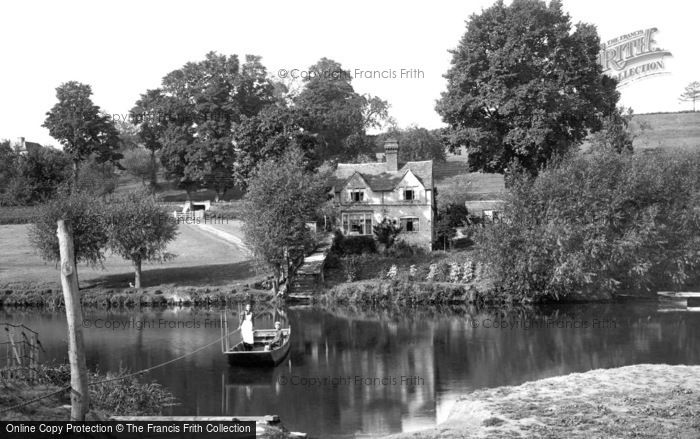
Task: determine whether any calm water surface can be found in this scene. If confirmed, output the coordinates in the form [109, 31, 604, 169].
[3, 302, 700, 438]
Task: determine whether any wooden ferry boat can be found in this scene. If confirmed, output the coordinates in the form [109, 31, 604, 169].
[220, 312, 291, 367]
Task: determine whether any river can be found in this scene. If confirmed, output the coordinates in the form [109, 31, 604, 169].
[2, 301, 699, 438]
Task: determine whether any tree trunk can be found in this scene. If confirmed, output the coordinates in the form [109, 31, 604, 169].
[272, 266, 281, 294]
[283, 247, 290, 281]
[71, 249, 80, 290]
[72, 160, 80, 186]
[149, 150, 158, 188]
[133, 258, 142, 289]
[185, 189, 193, 210]
[56, 220, 90, 421]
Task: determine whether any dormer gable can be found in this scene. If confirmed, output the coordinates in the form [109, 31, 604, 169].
[396, 169, 425, 190]
[340, 172, 371, 203]
[344, 171, 370, 190]
[396, 169, 427, 201]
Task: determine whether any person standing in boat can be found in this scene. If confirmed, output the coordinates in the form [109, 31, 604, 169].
[239, 303, 255, 351]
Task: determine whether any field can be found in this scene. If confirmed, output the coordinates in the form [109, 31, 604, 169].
[0, 221, 257, 291]
[631, 111, 700, 151]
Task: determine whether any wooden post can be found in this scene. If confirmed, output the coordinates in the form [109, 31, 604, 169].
[27, 333, 36, 384]
[8, 330, 21, 367]
[57, 219, 90, 421]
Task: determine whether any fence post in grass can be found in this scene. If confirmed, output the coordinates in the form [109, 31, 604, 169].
[57, 219, 90, 421]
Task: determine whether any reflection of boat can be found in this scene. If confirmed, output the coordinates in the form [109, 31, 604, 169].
[225, 366, 275, 386]
[221, 310, 291, 367]
[657, 292, 700, 311]
[224, 328, 292, 367]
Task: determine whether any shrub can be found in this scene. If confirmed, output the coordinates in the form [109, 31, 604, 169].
[35, 363, 176, 416]
[333, 231, 376, 255]
[343, 255, 360, 282]
[28, 187, 108, 268]
[105, 190, 178, 288]
[373, 217, 402, 250]
[476, 149, 700, 301]
[75, 159, 119, 196]
[387, 239, 426, 258]
[0, 205, 41, 225]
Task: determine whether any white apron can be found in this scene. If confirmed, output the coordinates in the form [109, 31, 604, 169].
[241, 314, 254, 345]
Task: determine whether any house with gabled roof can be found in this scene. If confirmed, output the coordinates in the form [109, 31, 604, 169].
[329, 138, 436, 250]
[13, 137, 43, 155]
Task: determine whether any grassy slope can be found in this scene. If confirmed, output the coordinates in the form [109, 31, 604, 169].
[632, 112, 700, 151]
[0, 221, 255, 290]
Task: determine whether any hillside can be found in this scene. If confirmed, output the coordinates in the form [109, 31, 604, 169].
[631, 111, 700, 150]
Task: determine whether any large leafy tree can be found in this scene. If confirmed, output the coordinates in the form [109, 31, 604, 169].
[241, 147, 329, 292]
[233, 106, 319, 186]
[131, 89, 169, 187]
[294, 58, 389, 161]
[106, 190, 178, 288]
[131, 52, 277, 201]
[166, 52, 241, 202]
[0, 140, 22, 205]
[236, 55, 277, 118]
[0, 143, 72, 206]
[19, 146, 72, 201]
[437, 0, 619, 174]
[43, 81, 122, 180]
[377, 126, 446, 162]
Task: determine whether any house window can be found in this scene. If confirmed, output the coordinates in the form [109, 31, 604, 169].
[341, 212, 373, 235]
[403, 189, 416, 201]
[349, 190, 365, 202]
[400, 217, 420, 232]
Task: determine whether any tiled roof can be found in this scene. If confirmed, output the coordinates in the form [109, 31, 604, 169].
[332, 160, 433, 192]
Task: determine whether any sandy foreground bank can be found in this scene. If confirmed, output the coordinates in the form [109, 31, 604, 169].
[386, 364, 700, 438]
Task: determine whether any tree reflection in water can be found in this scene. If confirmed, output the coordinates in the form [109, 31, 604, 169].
[3, 301, 700, 438]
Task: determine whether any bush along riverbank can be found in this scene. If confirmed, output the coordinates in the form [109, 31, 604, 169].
[2, 364, 304, 438]
[1, 363, 176, 421]
[0, 284, 277, 308]
[318, 252, 507, 306]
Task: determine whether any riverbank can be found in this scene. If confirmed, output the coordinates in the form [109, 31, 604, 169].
[0, 221, 280, 308]
[314, 246, 636, 305]
[1, 363, 175, 421]
[318, 279, 484, 306]
[0, 284, 276, 308]
[385, 364, 700, 438]
[314, 249, 503, 306]
[1, 377, 298, 439]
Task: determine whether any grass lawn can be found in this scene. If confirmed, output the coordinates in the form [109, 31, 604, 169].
[0, 220, 258, 291]
[632, 112, 700, 151]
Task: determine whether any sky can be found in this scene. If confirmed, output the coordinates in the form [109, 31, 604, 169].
[0, 0, 696, 147]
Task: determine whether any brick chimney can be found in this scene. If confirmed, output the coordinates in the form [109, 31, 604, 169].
[16, 137, 26, 155]
[384, 138, 399, 172]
